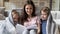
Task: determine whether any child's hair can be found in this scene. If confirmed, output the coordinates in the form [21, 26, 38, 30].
[12, 10, 18, 14]
[40, 7, 50, 16]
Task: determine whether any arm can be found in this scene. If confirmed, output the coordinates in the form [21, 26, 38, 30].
[36, 17, 41, 34]
[37, 22, 40, 34]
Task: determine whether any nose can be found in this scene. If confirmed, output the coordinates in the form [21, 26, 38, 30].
[28, 9, 31, 12]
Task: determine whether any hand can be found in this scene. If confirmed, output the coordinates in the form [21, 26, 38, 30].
[37, 29, 40, 34]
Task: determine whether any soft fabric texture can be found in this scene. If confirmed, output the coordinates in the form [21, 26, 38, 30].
[40, 13, 57, 34]
[42, 20, 47, 34]
[24, 16, 39, 29]
[22, 29, 37, 34]
[4, 10, 25, 34]
[46, 14, 56, 34]
[3, 11, 16, 34]
[23, 16, 39, 34]
[0, 20, 5, 34]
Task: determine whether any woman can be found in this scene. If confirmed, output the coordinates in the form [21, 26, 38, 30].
[22, 0, 40, 34]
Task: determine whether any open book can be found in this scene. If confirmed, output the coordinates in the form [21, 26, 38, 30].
[16, 24, 37, 34]
[16, 24, 26, 34]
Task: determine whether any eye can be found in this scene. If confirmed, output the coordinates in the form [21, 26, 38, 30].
[30, 8, 32, 9]
[26, 8, 28, 9]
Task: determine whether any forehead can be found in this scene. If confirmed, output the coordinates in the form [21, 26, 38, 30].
[12, 14, 19, 19]
[25, 4, 33, 8]
[12, 12, 19, 16]
[41, 11, 47, 14]
[12, 14, 19, 17]
[12, 11, 18, 14]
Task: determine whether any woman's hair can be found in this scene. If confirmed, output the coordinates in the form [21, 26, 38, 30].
[21, 0, 36, 23]
[40, 7, 50, 16]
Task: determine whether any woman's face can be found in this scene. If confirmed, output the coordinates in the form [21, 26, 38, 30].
[40, 11, 48, 20]
[25, 4, 33, 16]
[12, 12, 19, 22]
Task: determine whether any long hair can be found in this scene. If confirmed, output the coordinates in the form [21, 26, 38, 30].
[21, 0, 36, 24]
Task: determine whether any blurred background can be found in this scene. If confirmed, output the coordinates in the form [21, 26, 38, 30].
[0, 0, 60, 15]
[0, 0, 59, 10]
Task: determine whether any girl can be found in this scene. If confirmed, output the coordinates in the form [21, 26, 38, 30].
[22, 0, 40, 34]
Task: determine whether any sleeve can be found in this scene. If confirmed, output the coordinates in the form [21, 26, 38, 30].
[5, 21, 16, 34]
[36, 16, 41, 34]
[36, 16, 41, 24]
[0, 21, 5, 34]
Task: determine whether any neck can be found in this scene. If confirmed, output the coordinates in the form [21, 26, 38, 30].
[42, 19, 47, 21]
[28, 15, 32, 18]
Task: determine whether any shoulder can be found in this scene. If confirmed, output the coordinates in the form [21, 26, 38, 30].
[32, 16, 40, 22]
[33, 16, 40, 19]
[0, 20, 5, 27]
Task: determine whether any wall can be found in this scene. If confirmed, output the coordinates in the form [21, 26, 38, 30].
[52, 0, 59, 11]
[0, 0, 3, 7]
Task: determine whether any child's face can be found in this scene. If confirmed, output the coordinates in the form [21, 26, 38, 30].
[40, 11, 48, 20]
[12, 12, 19, 22]
[25, 4, 33, 16]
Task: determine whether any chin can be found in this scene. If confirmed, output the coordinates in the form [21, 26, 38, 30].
[42, 18, 47, 20]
